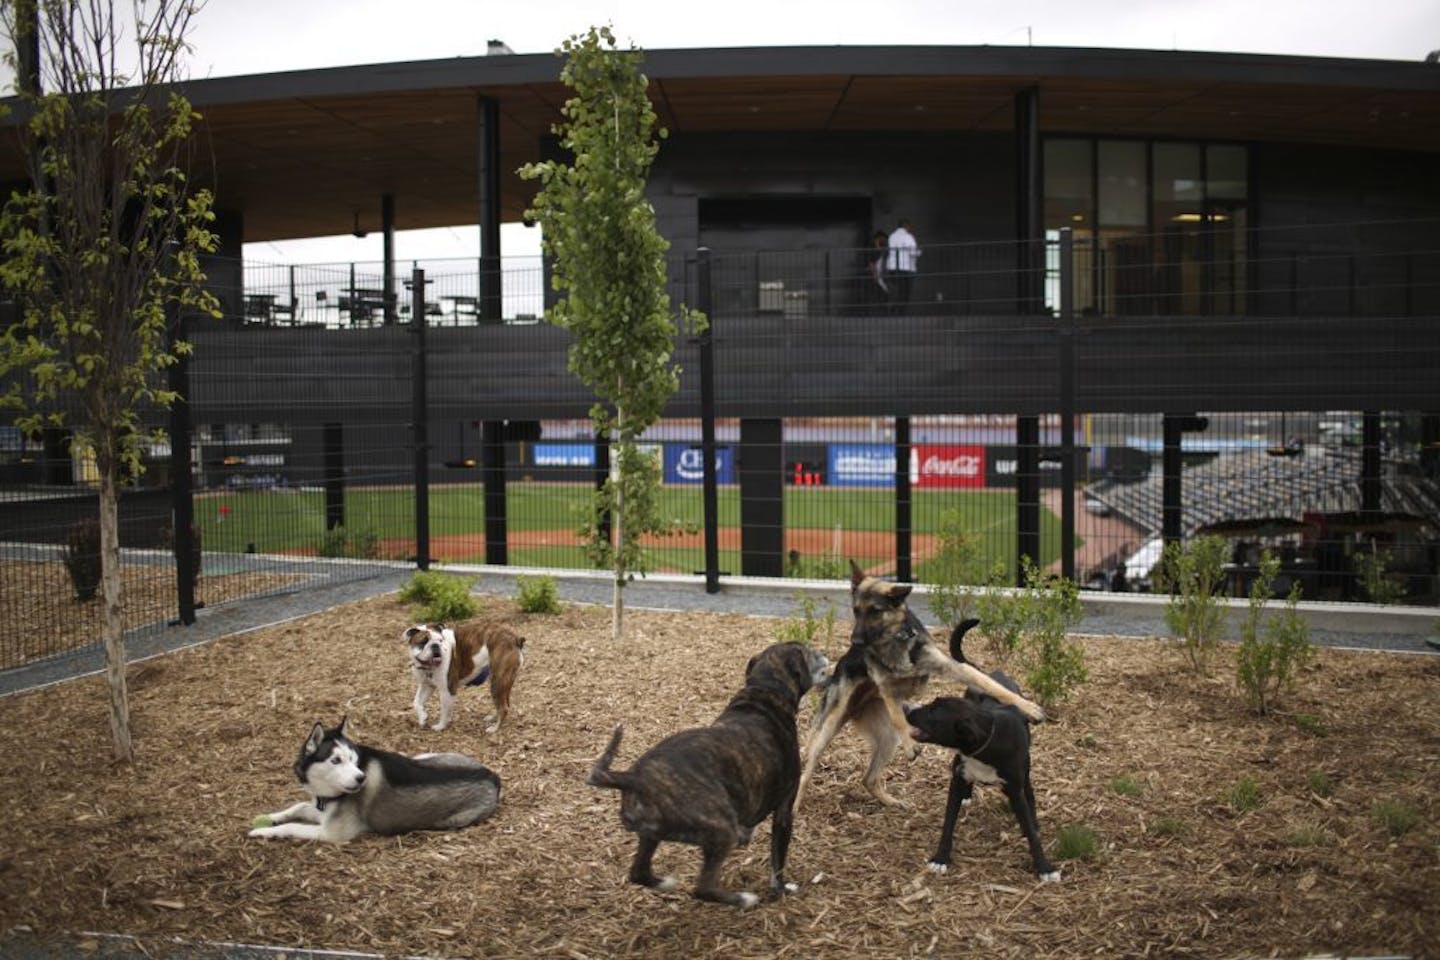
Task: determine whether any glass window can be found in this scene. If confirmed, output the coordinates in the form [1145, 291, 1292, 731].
[1043, 139, 1092, 230]
[1098, 141, 1146, 227]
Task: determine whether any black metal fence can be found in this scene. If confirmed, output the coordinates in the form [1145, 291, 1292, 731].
[2, 218, 1437, 671]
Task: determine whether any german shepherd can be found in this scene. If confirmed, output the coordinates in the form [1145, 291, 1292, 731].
[795, 561, 1044, 809]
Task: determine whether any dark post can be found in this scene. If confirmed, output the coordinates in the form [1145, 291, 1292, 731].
[1162, 414, 1207, 547]
[167, 311, 196, 626]
[739, 418, 784, 578]
[1058, 228, 1077, 582]
[1014, 85, 1043, 313]
[478, 95, 503, 323]
[895, 416, 912, 583]
[1361, 411, 1382, 515]
[593, 429, 611, 546]
[383, 194, 397, 324]
[483, 421, 508, 564]
[1014, 84, 1043, 585]
[323, 423, 345, 531]
[1162, 415, 1184, 548]
[697, 248, 721, 592]
[410, 268, 430, 569]
[1016, 416, 1040, 583]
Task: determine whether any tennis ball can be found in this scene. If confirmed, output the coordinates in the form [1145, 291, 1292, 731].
[252, 814, 274, 828]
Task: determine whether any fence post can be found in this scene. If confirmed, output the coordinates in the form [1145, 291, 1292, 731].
[1058, 227, 1077, 582]
[483, 421, 508, 565]
[323, 423, 345, 531]
[697, 247, 721, 593]
[411, 268, 430, 570]
[167, 309, 196, 626]
[895, 416, 912, 583]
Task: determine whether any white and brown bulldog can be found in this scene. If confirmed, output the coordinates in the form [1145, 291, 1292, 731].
[403, 621, 526, 734]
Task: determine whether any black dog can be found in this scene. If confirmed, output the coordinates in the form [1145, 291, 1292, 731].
[587, 642, 830, 908]
[902, 626, 1060, 882]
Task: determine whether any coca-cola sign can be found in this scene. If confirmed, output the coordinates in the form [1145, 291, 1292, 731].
[911, 444, 986, 488]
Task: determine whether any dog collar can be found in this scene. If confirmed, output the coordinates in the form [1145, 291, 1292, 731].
[313, 792, 346, 811]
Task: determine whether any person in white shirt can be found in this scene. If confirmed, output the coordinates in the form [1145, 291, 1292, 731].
[885, 219, 920, 314]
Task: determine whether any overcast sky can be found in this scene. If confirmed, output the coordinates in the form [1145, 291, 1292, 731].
[170, 0, 1439, 263]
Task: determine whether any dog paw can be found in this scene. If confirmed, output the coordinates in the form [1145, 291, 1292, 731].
[1039, 869, 1062, 884]
[960, 797, 973, 807]
[431, 722, 449, 732]
[248, 827, 275, 839]
[484, 722, 500, 735]
[783, 881, 799, 895]
[735, 891, 760, 909]
[926, 861, 949, 875]
[654, 876, 679, 892]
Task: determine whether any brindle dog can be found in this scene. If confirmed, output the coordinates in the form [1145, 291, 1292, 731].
[587, 642, 829, 908]
[795, 561, 1044, 809]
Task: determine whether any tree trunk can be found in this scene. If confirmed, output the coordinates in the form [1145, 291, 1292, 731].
[100, 467, 133, 763]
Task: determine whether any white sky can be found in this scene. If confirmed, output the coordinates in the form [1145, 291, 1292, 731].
[167, 0, 1440, 264]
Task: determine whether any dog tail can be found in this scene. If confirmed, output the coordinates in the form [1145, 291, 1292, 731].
[585, 724, 637, 791]
[949, 618, 982, 663]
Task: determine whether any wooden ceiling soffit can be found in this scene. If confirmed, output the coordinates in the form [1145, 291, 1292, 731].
[654, 76, 849, 131]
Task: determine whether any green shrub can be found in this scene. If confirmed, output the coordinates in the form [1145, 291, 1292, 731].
[974, 560, 1026, 657]
[317, 525, 379, 560]
[1306, 771, 1334, 798]
[773, 594, 837, 647]
[399, 570, 479, 622]
[1054, 824, 1099, 861]
[1355, 545, 1406, 605]
[1292, 713, 1328, 736]
[1149, 816, 1189, 838]
[515, 574, 561, 614]
[1372, 799, 1419, 837]
[927, 510, 987, 630]
[1228, 775, 1261, 813]
[1110, 774, 1144, 797]
[63, 518, 102, 602]
[1235, 552, 1314, 716]
[1014, 559, 1087, 711]
[1159, 535, 1230, 675]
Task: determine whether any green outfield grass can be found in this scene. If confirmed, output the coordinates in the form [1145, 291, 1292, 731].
[195, 482, 1066, 576]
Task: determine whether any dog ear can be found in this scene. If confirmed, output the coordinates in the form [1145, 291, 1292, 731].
[304, 722, 326, 755]
[891, 583, 913, 602]
[849, 559, 866, 593]
[402, 626, 420, 643]
[336, 715, 353, 740]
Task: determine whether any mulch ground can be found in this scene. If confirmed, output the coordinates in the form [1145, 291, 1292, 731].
[0, 591, 1436, 959]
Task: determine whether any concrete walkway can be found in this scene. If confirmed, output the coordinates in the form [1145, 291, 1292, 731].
[3, 561, 1437, 701]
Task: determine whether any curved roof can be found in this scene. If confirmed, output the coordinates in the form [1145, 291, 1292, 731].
[5, 45, 1437, 241]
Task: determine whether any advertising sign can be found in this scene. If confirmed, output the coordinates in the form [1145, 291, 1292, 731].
[983, 445, 1063, 488]
[663, 444, 733, 485]
[829, 443, 894, 487]
[911, 444, 986, 488]
[533, 442, 595, 468]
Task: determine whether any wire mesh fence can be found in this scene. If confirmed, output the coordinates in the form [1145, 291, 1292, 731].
[2, 218, 1437, 671]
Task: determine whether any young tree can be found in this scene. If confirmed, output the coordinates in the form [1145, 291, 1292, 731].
[520, 26, 701, 642]
[0, 0, 218, 762]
